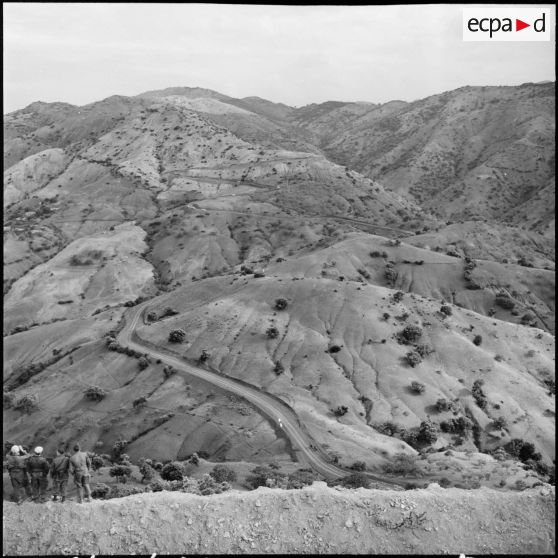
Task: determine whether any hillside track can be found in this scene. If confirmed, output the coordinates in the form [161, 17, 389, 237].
[117, 302, 406, 489]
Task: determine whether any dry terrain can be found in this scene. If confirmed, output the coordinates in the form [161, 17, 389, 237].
[3, 483, 555, 555]
[3, 82, 555, 553]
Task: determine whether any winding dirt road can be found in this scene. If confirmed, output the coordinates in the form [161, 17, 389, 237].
[117, 302, 405, 489]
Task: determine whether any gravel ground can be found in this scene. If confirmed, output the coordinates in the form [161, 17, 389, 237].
[3, 482, 555, 555]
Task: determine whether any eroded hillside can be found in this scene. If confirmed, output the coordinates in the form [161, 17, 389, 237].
[3, 84, 555, 489]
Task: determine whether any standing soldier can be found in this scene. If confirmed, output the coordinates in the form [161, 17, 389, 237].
[50, 448, 70, 502]
[25, 446, 50, 502]
[69, 443, 92, 503]
[6, 446, 28, 503]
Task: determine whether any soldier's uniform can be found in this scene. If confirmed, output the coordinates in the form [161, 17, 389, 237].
[50, 453, 70, 502]
[69, 450, 92, 503]
[25, 450, 50, 502]
[6, 451, 28, 503]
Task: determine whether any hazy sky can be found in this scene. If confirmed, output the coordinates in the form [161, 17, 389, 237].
[3, 3, 556, 113]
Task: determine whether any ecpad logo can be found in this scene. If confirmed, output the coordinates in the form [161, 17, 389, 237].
[463, 8, 551, 41]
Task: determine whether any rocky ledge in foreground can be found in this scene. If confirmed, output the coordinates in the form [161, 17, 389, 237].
[3, 482, 555, 555]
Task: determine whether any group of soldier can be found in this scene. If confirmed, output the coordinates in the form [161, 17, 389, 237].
[6, 443, 93, 504]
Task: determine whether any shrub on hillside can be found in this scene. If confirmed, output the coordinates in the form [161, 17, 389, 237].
[398, 325, 423, 344]
[418, 420, 438, 444]
[495, 293, 515, 310]
[139, 461, 156, 483]
[133, 396, 147, 408]
[415, 344, 434, 357]
[138, 357, 150, 370]
[287, 468, 318, 489]
[163, 366, 176, 379]
[91, 483, 111, 499]
[350, 461, 367, 471]
[148, 479, 170, 492]
[410, 381, 426, 393]
[405, 352, 422, 368]
[440, 305, 453, 316]
[472, 379, 487, 409]
[333, 405, 349, 417]
[339, 472, 370, 489]
[168, 329, 186, 343]
[273, 361, 284, 375]
[197, 350, 210, 364]
[382, 453, 420, 476]
[472, 335, 483, 346]
[376, 422, 402, 437]
[84, 386, 107, 401]
[111, 439, 128, 461]
[14, 394, 38, 414]
[439, 477, 452, 488]
[161, 461, 186, 481]
[198, 474, 231, 495]
[274, 298, 288, 310]
[245, 465, 286, 489]
[505, 439, 542, 463]
[266, 327, 280, 339]
[392, 291, 404, 303]
[520, 312, 536, 326]
[209, 464, 237, 484]
[435, 398, 451, 412]
[440, 416, 473, 435]
[91, 455, 105, 471]
[491, 416, 508, 430]
[109, 463, 133, 483]
[385, 264, 397, 285]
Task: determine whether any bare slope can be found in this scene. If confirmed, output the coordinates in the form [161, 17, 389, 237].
[3, 484, 555, 555]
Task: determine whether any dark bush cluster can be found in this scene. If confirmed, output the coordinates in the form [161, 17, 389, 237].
[440, 416, 473, 434]
[472, 335, 483, 346]
[505, 438, 542, 464]
[273, 361, 284, 375]
[160, 461, 186, 481]
[382, 453, 420, 476]
[398, 324, 423, 344]
[338, 472, 370, 489]
[418, 420, 438, 444]
[495, 293, 515, 310]
[168, 329, 186, 343]
[392, 291, 405, 303]
[14, 394, 38, 414]
[349, 461, 367, 471]
[109, 463, 133, 483]
[472, 379, 487, 409]
[84, 386, 107, 402]
[138, 356, 150, 370]
[163, 366, 176, 379]
[138, 459, 157, 483]
[435, 398, 456, 413]
[133, 396, 147, 408]
[370, 250, 388, 258]
[490, 416, 508, 430]
[385, 263, 397, 286]
[334, 405, 349, 417]
[440, 305, 453, 316]
[274, 298, 288, 310]
[266, 327, 280, 339]
[405, 352, 422, 368]
[410, 381, 426, 393]
[209, 464, 237, 483]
